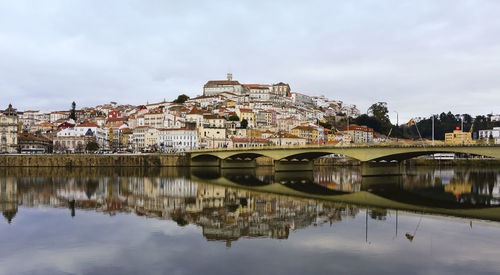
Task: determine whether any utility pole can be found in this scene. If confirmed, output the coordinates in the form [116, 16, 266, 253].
[346, 110, 350, 145]
[461, 115, 464, 145]
[394, 111, 399, 142]
[432, 115, 435, 146]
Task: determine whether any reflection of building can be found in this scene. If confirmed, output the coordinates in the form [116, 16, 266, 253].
[444, 182, 472, 196]
[7, 171, 361, 244]
[315, 167, 362, 192]
[0, 178, 18, 223]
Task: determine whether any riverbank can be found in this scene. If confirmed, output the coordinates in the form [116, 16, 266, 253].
[407, 158, 500, 167]
[1, 154, 497, 167]
[0, 154, 189, 167]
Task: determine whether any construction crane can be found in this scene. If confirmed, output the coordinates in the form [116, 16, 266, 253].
[386, 128, 392, 142]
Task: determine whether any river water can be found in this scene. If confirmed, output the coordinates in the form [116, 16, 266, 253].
[1, 166, 500, 275]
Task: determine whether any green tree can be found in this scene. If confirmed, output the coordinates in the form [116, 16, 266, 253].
[86, 141, 99, 152]
[241, 119, 248, 129]
[69, 101, 77, 120]
[173, 94, 190, 103]
[228, 114, 239, 121]
[367, 102, 390, 123]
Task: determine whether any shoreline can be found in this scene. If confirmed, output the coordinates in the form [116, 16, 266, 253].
[0, 154, 498, 167]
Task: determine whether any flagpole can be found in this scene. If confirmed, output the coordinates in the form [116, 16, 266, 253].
[414, 121, 425, 147]
[432, 115, 435, 146]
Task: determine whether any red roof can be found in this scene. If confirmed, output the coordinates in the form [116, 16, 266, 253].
[77, 122, 98, 128]
[343, 125, 374, 132]
[205, 80, 241, 86]
[108, 117, 128, 122]
[188, 106, 204, 115]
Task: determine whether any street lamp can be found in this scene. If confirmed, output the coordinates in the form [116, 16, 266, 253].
[393, 111, 399, 142]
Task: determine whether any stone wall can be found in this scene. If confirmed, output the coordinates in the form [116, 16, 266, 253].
[0, 154, 189, 167]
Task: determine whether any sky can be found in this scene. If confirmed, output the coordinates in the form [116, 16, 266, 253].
[0, 0, 499, 123]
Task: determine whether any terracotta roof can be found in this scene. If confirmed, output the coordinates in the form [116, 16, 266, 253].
[34, 122, 55, 127]
[18, 133, 51, 143]
[292, 126, 316, 131]
[205, 80, 241, 86]
[77, 122, 98, 128]
[203, 115, 224, 120]
[243, 84, 271, 88]
[108, 117, 128, 122]
[188, 106, 204, 115]
[231, 138, 270, 143]
[157, 128, 195, 132]
[343, 125, 374, 132]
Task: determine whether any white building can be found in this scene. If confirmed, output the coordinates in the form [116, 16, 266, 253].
[57, 122, 108, 148]
[158, 128, 198, 151]
[203, 73, 244, 96]
[244, 84, 272, 101]
[479, 127, 500, 144]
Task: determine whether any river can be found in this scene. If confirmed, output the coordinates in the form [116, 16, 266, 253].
[1, 166, 500, 274]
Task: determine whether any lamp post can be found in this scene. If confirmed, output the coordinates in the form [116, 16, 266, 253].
[393, 111, 399, 142]
[432, 114, 435, 146]
[461, 115, 464, 145]
[346, 110, 350, 145]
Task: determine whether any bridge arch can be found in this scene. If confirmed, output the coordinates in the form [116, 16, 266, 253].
[190, 145, 500, 165]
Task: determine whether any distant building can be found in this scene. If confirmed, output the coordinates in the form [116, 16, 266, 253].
[269, 132, 307, 146]
[244, 84, 272, 101]
[203, 73, 244, 96]
[343, 125, 374, 143]
[0, 104, 19, 153]
[272, 82, 290, 97]
[445, 127, 472, 145]
[291, 126, 319, 143]
[17, 133, 52, 154]
[478, 127, 500, 144]
[158, 128, 198, 151]
[53, 135, 92, 153]
[236, 108, 256, 128]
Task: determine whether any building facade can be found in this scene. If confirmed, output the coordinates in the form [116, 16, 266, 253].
[0, 104, 19, 153]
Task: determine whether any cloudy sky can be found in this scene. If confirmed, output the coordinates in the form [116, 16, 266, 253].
[1, 0, 499, 122]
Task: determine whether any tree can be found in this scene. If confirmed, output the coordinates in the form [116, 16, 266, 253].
[86, 141, 99, 152]
[173, 94, 190, 103]
[241, 119, 248, 129]
[69, 101, 77, 120]
[228, 114, 239, 121]
[367, 102, 390, 123]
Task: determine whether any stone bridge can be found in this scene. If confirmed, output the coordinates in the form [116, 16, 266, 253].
[189, 145, 500, 172]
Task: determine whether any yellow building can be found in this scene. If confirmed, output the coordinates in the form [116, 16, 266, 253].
[445, 128, 472, 145]
[144, 128, 159, 149]
[291, 126, 318, 143]
[225, 100, 236, 108]
[237, 108, 256, 128]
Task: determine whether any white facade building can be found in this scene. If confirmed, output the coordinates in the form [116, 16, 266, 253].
[158, 128, 198, 151]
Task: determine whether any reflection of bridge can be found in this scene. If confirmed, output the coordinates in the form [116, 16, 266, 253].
[190, 168, 500, 222]
[190, 145, 500, 171]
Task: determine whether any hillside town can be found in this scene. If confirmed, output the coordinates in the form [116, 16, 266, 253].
[1, 73, 499, 154]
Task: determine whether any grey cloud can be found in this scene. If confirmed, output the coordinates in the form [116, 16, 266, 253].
[0, 0, 499, 122]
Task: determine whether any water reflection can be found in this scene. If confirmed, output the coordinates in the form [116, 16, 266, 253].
[1, 168, 363, 245]
[2, 167, 500, 274]
[2, 166, 500, 230]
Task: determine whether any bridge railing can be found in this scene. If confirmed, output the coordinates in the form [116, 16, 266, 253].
[189, 142, 500, 153]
